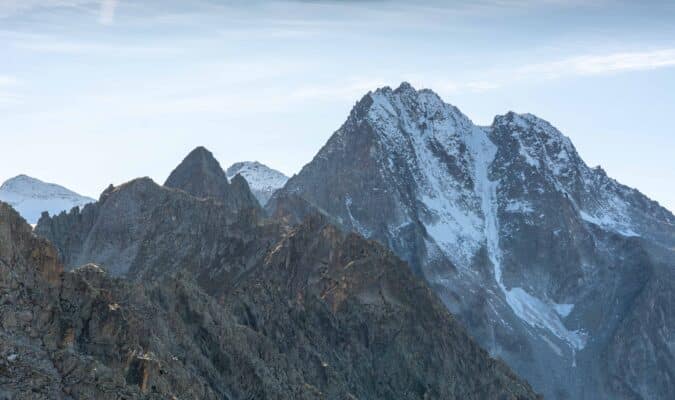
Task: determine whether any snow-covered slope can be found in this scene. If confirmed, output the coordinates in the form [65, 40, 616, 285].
[226, 161, 288, 206]
[0, 175, 94, 224]
[269, 82, 675, 400]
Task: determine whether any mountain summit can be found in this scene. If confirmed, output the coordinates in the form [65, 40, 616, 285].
[165, 146, 231, 200]
[0, 175, 94, 224]
[165, 146, 261, 211]
[268, 82, 675, 400]
[226, 161, 288, 206]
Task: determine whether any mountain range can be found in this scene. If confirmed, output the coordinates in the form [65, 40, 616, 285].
[3, 82, 672, 399]
[1, 144, 540, 399]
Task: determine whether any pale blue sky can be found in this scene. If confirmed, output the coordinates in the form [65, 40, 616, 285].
[1, 0, 674, 211]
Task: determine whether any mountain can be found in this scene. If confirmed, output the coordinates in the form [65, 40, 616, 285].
[26, 149, 541, 399]
[165, 146, 262, 211]
[268, 83, 675, 400]
[0, 175, 94, 224]
[226, 161, 289, 206]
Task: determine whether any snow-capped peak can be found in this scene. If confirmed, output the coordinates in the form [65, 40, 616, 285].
[0, 175, 94, 224]
[225, 161, 288, 206]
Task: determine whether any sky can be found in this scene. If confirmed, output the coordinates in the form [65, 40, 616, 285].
[0, 0, 674, 211]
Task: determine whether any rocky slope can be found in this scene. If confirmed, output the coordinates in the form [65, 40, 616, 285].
[0, 175, 94, 224]
[27, 149, 541, 399]
[268, 83, 675, 400]
[226, 161, 288, 206]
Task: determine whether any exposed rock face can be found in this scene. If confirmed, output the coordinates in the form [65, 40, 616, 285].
[165, 146, 261, 211]
[226, 161, 289, 206]
[268, 83, 675, 399]
[35, 177, 270, 279]
[9, 183, 541, 399]
[0, 175, 94, 224]
[35, 148, 267, 277]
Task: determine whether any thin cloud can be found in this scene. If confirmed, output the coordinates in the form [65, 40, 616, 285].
[0, 0, 94, 18]
[99, 0, 118, 25]
[425, 48, 675, 96]
[0, 75, 21, 107]
[0, 76, 19, 87]
[6, 33, 180, 56]
[520, 49, 675, 78]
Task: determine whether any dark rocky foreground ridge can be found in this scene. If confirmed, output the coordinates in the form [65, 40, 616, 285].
[4, 149, 542, 399]
[267, 83, 675, 400]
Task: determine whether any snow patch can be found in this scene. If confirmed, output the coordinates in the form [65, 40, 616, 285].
[505, 288, 586, 350]
[505, 200, 534, 213]
[226, 161, 288, 205]
[580, 210, 639, 237]
[345, 196, 371, 237]
[468, 127, 587, 350]
[554, 303, 575, 318]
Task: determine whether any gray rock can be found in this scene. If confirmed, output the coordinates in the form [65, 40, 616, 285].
[268, 82, 675, 400]
[164, 146, 262, 213]
[21, 169, 540, 399]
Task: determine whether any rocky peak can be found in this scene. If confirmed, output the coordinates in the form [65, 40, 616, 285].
[491, 112, 578, 159]
[164, 146, 230, 200]
[165, 146, 260, 212]
[367, 82, 467, 124]
[225, 161, 288, 206]
[268, 84, 675, 400]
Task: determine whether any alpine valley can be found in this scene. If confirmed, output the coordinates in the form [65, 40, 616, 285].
[2, 83, 672, 400]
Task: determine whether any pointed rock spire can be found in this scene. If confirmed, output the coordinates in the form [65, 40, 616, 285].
[164, 146, 231, 200]
[165, 146, 261, 212]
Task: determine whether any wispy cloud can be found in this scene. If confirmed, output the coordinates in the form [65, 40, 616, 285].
[0, 75, 21, 107]
[519, 49, 675, 78]
[99, 0, 117, 25]
[0, 0, 119, 25]
[4, 31, 181, 56]
[0, 0, 94, 18]
[0, 76, 19, 87]
[421, 48, 675, 96]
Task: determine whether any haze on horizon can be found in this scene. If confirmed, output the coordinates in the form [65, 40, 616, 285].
[1, 0, 674, 212]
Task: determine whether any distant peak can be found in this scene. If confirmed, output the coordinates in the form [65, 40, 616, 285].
[169, 146, 225, 177]
[2, 174, 42, 185]
[183, 146, 218, 162]
[493, 111, 554, 130]
[394, 81, 416, 93]
[11, 174, 34, 180]
[226, 161, 288, 179]
[165, 146, 229, 200]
